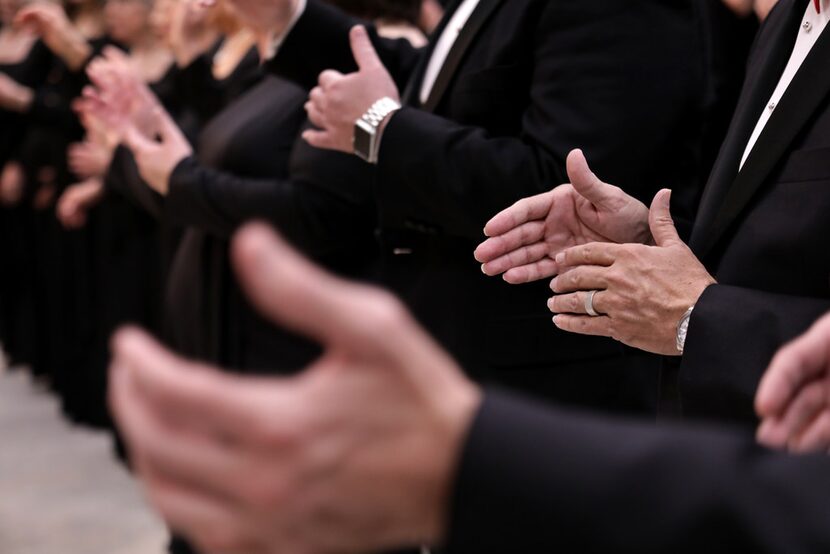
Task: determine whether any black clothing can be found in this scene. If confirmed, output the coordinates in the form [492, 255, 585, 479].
[670, 0, 830, 424]
[0, 38, 56, 367]
[267, 0, 733, 414]
[445, 390, 830, 553]
[162, 75, 308, 370]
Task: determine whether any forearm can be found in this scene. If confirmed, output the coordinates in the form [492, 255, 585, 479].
[445, 390, 830, 553]
[679, 285, 830, 423]
[165, 157, 301, 239]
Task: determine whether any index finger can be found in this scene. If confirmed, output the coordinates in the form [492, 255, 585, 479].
[556, 242, 621, 269]
[111, 327, 299, 442]
[483, 190, 556, 238]
[475, 220, 546, 264]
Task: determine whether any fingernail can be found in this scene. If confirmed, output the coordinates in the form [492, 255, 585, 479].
[482, 227, 489, 237]
[552, 315, 561, 327]
[547, 297, 554, 311]
[480, 264, 488, 275]
[550, 277, 558, 291]
[555, 253, 565, 265]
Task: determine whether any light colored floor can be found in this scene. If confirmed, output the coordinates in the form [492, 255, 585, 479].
[0, 368, 168, 554]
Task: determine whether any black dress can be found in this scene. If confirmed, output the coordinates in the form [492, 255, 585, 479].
[163, 74, 315, 371]
[0, 37, 55, 368]
[60, 61, 182, 427]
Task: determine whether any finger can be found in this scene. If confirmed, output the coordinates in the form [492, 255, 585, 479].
[790, 411, 830, 453]
[138, 469, 252, 554]
[481, 242, 551, 278]
[309, 86, 326, 112]
[110, 363, 242, 497]
[349, 25, 382, 71]
[548, 290, 610, 316]
[756, 416, 787, 449]
[556, 242, 620, 269]
[766, 381, 826, 449]
[318, 69, 343, 90]
[755, 313, 830, 418]
[304, 101, 326, 130]
[476, 220, 546, 267]
[552, 314, 613, 338]
[566, 149, 616, 209]
[550, 266, 609, 294]
[481, 190, 554, 238]
[110, 327, 298, 441]
[648, 189, 682, 247]
[502, 258, 560, 284]
[301, 129, 337, 150]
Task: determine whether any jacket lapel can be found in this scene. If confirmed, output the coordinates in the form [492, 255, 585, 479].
[401, 0, 463, 105]
[690, 0, 807, 254]
[693, 0, 830, 257]
[420, 0, 504, 113]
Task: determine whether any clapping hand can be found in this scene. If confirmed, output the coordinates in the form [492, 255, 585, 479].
[122, 103, 192, 196]
[548, 190, 716, 356]
[303, 26, 400, 154]
[475, 149, 652, 284]
[110, 223, 480, 554]
[15, 3, 91, 70]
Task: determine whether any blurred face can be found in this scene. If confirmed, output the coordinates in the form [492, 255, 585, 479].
[104, 0, 150, 44]
[148, 0, 171, 40]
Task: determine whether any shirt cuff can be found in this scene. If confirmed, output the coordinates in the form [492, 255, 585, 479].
[263, 0, 308, 60]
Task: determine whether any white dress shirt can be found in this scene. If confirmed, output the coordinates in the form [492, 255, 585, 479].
[419, 0, 482, 104]
[740, 0, 830, 169]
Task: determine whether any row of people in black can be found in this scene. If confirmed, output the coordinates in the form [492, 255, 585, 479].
[8, 0, 825, 551]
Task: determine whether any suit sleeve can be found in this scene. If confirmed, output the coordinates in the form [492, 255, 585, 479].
[264, 0, 421, 91]
[105, 145, 165, 218]
[164, 144, 377, 262]
[444, 390, 830, 554]
[678, 285, 830, 424]
[375, 1, 708, 239]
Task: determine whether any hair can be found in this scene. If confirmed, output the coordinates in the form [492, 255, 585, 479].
[326, 0, 422, 26]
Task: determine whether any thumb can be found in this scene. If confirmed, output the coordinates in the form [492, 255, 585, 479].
[231, 223, 413, 356]
[123, 124, 156, 155]
[566, 149, 615, 208]
[648, 189, 682, 247]
[350, 25, 382, 71]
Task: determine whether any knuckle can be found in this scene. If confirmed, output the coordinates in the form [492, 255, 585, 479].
[365, 291, 408, 333]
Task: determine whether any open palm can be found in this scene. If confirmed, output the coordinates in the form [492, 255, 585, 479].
[475, 149, 652, 284]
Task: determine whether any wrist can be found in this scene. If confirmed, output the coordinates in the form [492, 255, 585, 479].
[353, 97, 401, 164]
[675, 278, 716, 354]
[420, 380, 482, 546]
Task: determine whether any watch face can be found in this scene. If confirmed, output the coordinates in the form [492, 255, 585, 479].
[354, 119, 374, 162]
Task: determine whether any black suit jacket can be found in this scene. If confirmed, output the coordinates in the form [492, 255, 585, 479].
[269, 0, 723, 413]
[673, 0, 830, 424]
[443, 390, 830, 553]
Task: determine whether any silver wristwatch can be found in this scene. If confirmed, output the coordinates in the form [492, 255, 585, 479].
[353, 97, 401, 164]
[676, 306, 695, 354]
